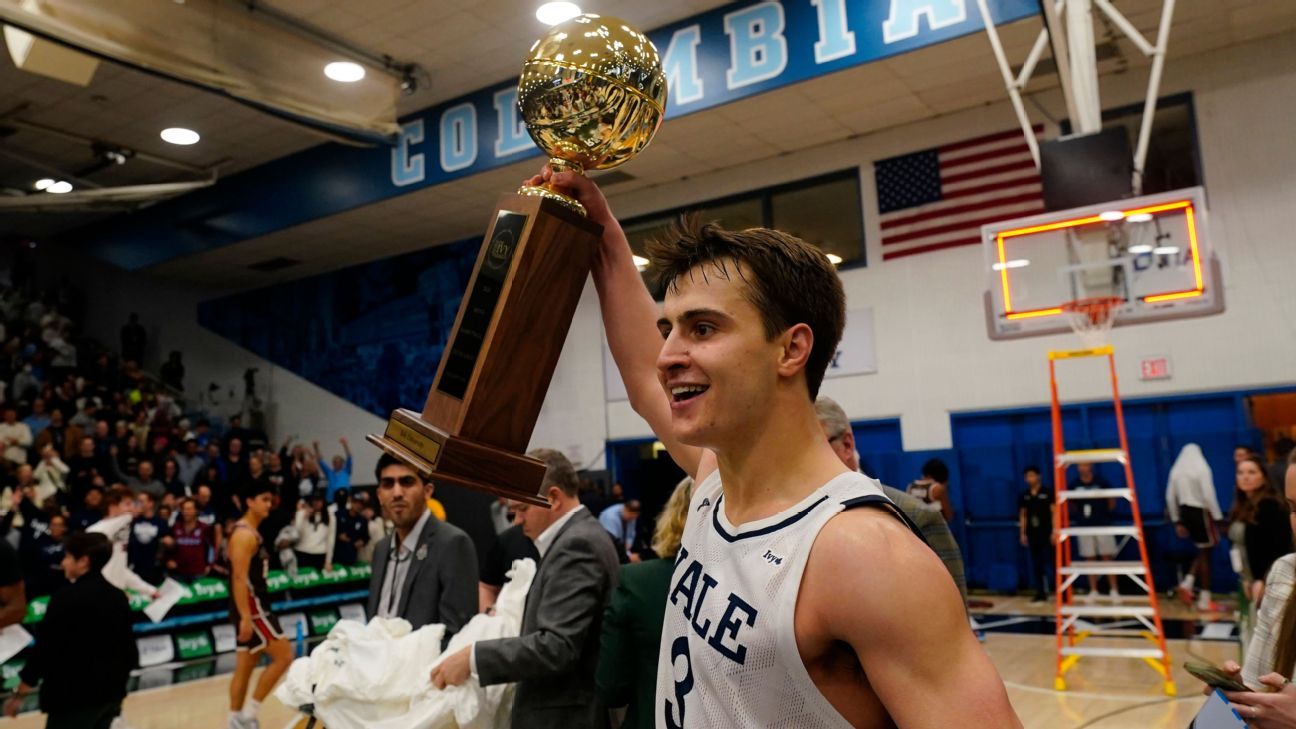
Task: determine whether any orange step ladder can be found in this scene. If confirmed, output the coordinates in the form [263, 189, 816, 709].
[1049, 345, 1175, 696]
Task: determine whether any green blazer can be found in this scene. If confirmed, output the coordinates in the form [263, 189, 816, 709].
[596, 557, 675, 729]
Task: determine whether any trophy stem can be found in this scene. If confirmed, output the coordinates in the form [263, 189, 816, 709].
[547, 158, 584, 176]
[517, 158, 588, 216]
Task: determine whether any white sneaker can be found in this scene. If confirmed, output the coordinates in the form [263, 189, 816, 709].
[1197, 591, 1214, 611]
[1081, 591, 1097, 604]
[228, 716, 258, 729]
[1109, 588, 1121, 601]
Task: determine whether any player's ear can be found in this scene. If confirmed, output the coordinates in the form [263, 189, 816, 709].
[776, 323, 814, 379]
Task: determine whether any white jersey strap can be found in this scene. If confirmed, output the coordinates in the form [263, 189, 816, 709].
[840, 494, 929, 546]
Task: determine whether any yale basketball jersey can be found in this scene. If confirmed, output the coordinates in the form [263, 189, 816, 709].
[656, 469, 904, 729]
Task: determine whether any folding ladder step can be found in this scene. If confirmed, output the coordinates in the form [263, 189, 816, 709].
[1059, 561, 1147, 576]
[1059, 525, 1140, 539]
[1056, 449, 1127, 466]
[1057, 488, 1132, 502]
[1060, 605, 1156, 618]
[1076, 628, 1162, 638]
[1060, 646, 1165, 659]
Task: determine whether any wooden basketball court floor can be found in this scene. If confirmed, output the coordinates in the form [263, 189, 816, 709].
[2, 622, 1236, 728]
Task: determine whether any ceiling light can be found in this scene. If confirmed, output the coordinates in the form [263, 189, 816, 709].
[537, 2, 582, 25]
[1153, 246, 1180, 255]
[33, 178, 53, 191]
[324, 61, 365, 83]
[632, 255, 649, 271]
[1127, 213, 1153, 223]
[991, 259, 1030, 271]
[1128, 244, 1154, 254]
[160, 127, 200, 145]
[46, 181, 73, 194]
[826, 253, 843, 265]
[1099, 210, 1125, 222]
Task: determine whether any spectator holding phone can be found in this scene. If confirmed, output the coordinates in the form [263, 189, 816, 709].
[1206, 457, 1296, 727]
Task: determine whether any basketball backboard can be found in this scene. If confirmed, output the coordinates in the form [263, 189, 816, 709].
[983, 187, 1222, 340]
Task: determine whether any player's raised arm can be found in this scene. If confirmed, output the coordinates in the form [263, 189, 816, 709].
[805, 508, 1022, 728]
[534, 167, 714, 481]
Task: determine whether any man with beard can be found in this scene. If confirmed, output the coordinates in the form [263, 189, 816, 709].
[366, 455, 476, 647]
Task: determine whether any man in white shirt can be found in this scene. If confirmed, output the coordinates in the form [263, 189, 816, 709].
[431, 448, 619, 729]
[87, 485, 160, 600]
[0, 407, 32, 466]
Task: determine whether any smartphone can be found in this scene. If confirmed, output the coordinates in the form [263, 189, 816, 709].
[1184, 660, 1249, 692]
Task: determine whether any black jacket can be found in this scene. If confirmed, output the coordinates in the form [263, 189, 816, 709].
[1246, 499, 1295, 585]
[20, 570, 137, 712]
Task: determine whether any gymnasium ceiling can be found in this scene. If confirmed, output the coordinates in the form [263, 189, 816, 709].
[2, 0, 1294, 289]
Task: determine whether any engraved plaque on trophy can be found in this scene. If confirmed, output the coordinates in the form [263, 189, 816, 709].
[367, 14, 667, 505]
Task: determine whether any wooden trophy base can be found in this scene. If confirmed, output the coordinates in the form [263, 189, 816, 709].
[367, 193, 600, 508]
[367, 409, 550, 506]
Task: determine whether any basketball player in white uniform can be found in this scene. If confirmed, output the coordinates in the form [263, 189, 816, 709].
[530, 166, 1021, 728]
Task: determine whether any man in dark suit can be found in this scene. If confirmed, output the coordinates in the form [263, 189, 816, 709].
[368, 454, 478, 646]
[5, 532, 136, 728]
[432, 448, 620, 729]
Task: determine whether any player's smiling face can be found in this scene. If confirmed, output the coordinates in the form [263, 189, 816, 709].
[656, 261, 782, 450]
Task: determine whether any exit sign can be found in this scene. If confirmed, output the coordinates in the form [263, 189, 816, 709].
[1140, 356, 1172, 380]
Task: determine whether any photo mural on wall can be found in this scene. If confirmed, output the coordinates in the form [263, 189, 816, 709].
[197, 238, 478, 418]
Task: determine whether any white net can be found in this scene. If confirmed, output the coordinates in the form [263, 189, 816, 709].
[1061, 297, 1123, 349]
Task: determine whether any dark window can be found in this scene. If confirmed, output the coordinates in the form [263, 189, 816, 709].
[1064, 93, 1203, 195]
[621, 170, 866, 294]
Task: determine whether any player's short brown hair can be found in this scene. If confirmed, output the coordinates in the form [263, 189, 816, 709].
[647, 217, 845, 399]
[104, 484, 135, 507]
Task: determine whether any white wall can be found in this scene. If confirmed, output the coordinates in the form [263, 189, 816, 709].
[586, 30, 1296, 451]
[57, 30, 1296, 469]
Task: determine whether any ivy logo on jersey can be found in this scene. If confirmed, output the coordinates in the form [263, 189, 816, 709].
[762, 549, 783, 566]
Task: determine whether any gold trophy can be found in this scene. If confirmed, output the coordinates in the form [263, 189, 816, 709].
[367, 15, 666, 506]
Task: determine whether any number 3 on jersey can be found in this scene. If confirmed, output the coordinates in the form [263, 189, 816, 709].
[663, 635, 694, 728]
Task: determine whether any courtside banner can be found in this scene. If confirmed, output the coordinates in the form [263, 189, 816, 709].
[20, 565, 372, 624]
[81, 0, 1037, 270]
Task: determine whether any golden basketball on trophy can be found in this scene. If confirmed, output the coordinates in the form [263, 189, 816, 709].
[367, 14, 667, 505]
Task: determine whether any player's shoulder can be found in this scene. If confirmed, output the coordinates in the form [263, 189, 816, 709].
[812, 503, 943, 586]
[228, 523, 258, 546]
[804, 507, 963, 638]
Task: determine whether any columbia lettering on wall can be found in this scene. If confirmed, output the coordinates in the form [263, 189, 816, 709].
[81, 0, 1036, 271]
[391, 0, 1036, 187]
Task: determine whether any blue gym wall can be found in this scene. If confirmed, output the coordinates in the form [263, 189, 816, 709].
[610, 386, 1290, 594]
[197, 238, 478, 419]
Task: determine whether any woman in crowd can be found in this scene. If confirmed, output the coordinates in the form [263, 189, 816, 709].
[161, 457, 186, 499]
[596, 477, 693, 729]
[115, 433, 142, 479]
[1229, 455, 1293, 603]
[1210, 458, 1296, 727]
[293, 493, 335, 572]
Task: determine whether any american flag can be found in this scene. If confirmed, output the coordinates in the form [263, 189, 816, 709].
[875, 127, 1044, 261]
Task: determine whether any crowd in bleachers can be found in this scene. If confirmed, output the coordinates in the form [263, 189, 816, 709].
[0, 281, 387, 603]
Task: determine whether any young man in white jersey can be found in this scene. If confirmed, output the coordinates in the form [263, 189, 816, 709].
[530, 166, 1021, 728]
[87, 484, 161, 600]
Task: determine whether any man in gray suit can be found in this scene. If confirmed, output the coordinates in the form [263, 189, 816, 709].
[368, 454, 478, 647]
[431, 448, 619, 729]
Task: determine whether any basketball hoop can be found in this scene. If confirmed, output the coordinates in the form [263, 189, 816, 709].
[1060, 297, 1124, 348]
